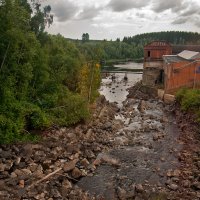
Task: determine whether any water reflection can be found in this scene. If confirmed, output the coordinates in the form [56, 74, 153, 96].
[99, 72, 142, 107]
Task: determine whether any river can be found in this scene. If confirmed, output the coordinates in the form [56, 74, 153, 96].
[100, 62, 143, 107]
[78, 62, 182, 199]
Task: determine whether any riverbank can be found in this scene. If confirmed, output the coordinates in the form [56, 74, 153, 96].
[0, 96, 121, 199]
[101, 61, 143, 73]
[101, 58, 143, 66]
[0, 78, 200, 200]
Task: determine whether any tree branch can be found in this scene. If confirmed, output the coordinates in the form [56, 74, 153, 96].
[0, 42, 10, 72]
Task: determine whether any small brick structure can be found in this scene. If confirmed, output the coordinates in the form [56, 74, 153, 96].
[143, 41, 171, 86]
[144, 41, 172, 65]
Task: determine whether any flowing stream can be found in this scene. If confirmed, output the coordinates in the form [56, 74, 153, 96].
[100, 62, 143, 107]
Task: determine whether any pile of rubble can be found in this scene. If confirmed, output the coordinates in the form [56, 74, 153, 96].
[0, 90, 200, 200]
[0, 96, 123, 200]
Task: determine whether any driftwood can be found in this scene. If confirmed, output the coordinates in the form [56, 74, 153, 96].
[27, 167, 62, 190]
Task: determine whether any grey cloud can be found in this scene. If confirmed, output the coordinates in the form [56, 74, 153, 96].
[108, 0, 148, 12]
[77, 6, 102, 20]
[195, 20, 200, 27]
[171, 1, 200, 26]
[172, 17, 188, 25]
[193, 16, 200, 27]
[136, 13, 145, 18]
[180, 3, 200, 17]
[51, 0, 78, 22]
[152, 0, 186, 13]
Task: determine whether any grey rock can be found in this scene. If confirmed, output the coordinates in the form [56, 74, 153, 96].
[168, 183, 178, 191]
[182, 180, 191, 188]
[15, 157, 21, 165]
[135, 184, 144, 193]
[0, 163, 6, 172]
[104, 122, 112, 130]
[71, 167, 82, 179]
[63, 159, 78, 172]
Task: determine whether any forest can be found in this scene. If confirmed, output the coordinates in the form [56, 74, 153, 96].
[1, 0, 200, 144]
[75, 31, 200, 61]
[0, 0, 100, 143]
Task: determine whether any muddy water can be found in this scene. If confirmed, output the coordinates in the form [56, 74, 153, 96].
[99, 73, 142, 107]
[78, 64, 182, 199]
[112, 62, 143, 70]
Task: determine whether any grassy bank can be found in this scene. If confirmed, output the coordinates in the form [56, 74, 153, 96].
[176, 88, 200, 122]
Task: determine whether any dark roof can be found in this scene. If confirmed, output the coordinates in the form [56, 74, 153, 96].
[163, 55, 188, 64]
[172, 45, 200, 54]
[144, 41, 171, 48]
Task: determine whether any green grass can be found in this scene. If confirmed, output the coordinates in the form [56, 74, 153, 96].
[176, 88, 200, 122]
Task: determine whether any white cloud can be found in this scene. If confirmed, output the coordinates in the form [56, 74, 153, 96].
[43, 0, 200, 39]
[108, 0, 149, 12]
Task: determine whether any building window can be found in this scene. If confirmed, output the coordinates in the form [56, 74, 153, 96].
[148, 51, 151, 57]
[196, 66, 200, 74]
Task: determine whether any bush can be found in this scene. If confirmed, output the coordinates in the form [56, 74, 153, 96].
[176, 88, 200, 122]
[0, 114, 39, 144]
[49, 92, 89, 126]
[176, 89, 200, 111]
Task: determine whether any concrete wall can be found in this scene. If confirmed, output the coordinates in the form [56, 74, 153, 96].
[143, 61, 163, 69]
[142, 67, 162, 86]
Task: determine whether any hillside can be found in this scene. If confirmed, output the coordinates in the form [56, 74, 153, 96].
[123, 31, 200, 45]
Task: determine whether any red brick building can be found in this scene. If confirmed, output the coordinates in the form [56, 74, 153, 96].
[143, 41, 172, 86]
[144, 41, 172, 63]
[163, 51, 200, 94]
[143, 41, 200, 93]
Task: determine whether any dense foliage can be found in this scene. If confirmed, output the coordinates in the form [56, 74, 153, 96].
[75, 40, 143, 61]
[82, 33, 90, 42]
[73, 31, 200, 61]
[0, 0, 100, 143]
[122, 31, 200, 45]
[176, 88, 200, 122]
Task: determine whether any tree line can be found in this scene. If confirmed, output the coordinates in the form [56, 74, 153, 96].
[122, 31, 200, 45]
[1, 0, 200, 143]
[75, 31, 200, 61]
[0, 0, 100, 143]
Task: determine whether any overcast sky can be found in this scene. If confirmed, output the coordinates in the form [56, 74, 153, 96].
[43, 0, 200, 40]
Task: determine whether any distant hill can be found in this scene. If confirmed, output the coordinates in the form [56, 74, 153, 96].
[123, 31, 200, 45]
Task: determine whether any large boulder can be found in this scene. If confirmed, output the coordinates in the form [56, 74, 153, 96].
[164, 94, 175, 104]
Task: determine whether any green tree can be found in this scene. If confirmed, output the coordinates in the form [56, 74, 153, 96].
[0, 0, 95, 143]
[82, 33, 90, 42]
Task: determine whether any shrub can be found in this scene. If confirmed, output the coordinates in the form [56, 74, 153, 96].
[176, 89, 200, 111]
[176, 88, 200, 122]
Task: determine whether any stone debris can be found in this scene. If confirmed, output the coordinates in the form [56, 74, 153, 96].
[0, 81, 199, 200]
[63, 159, 78, 172]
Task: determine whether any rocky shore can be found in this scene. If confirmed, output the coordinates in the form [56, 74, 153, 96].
[0, 84, 200, 200]
[0, 96, 123, 200]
